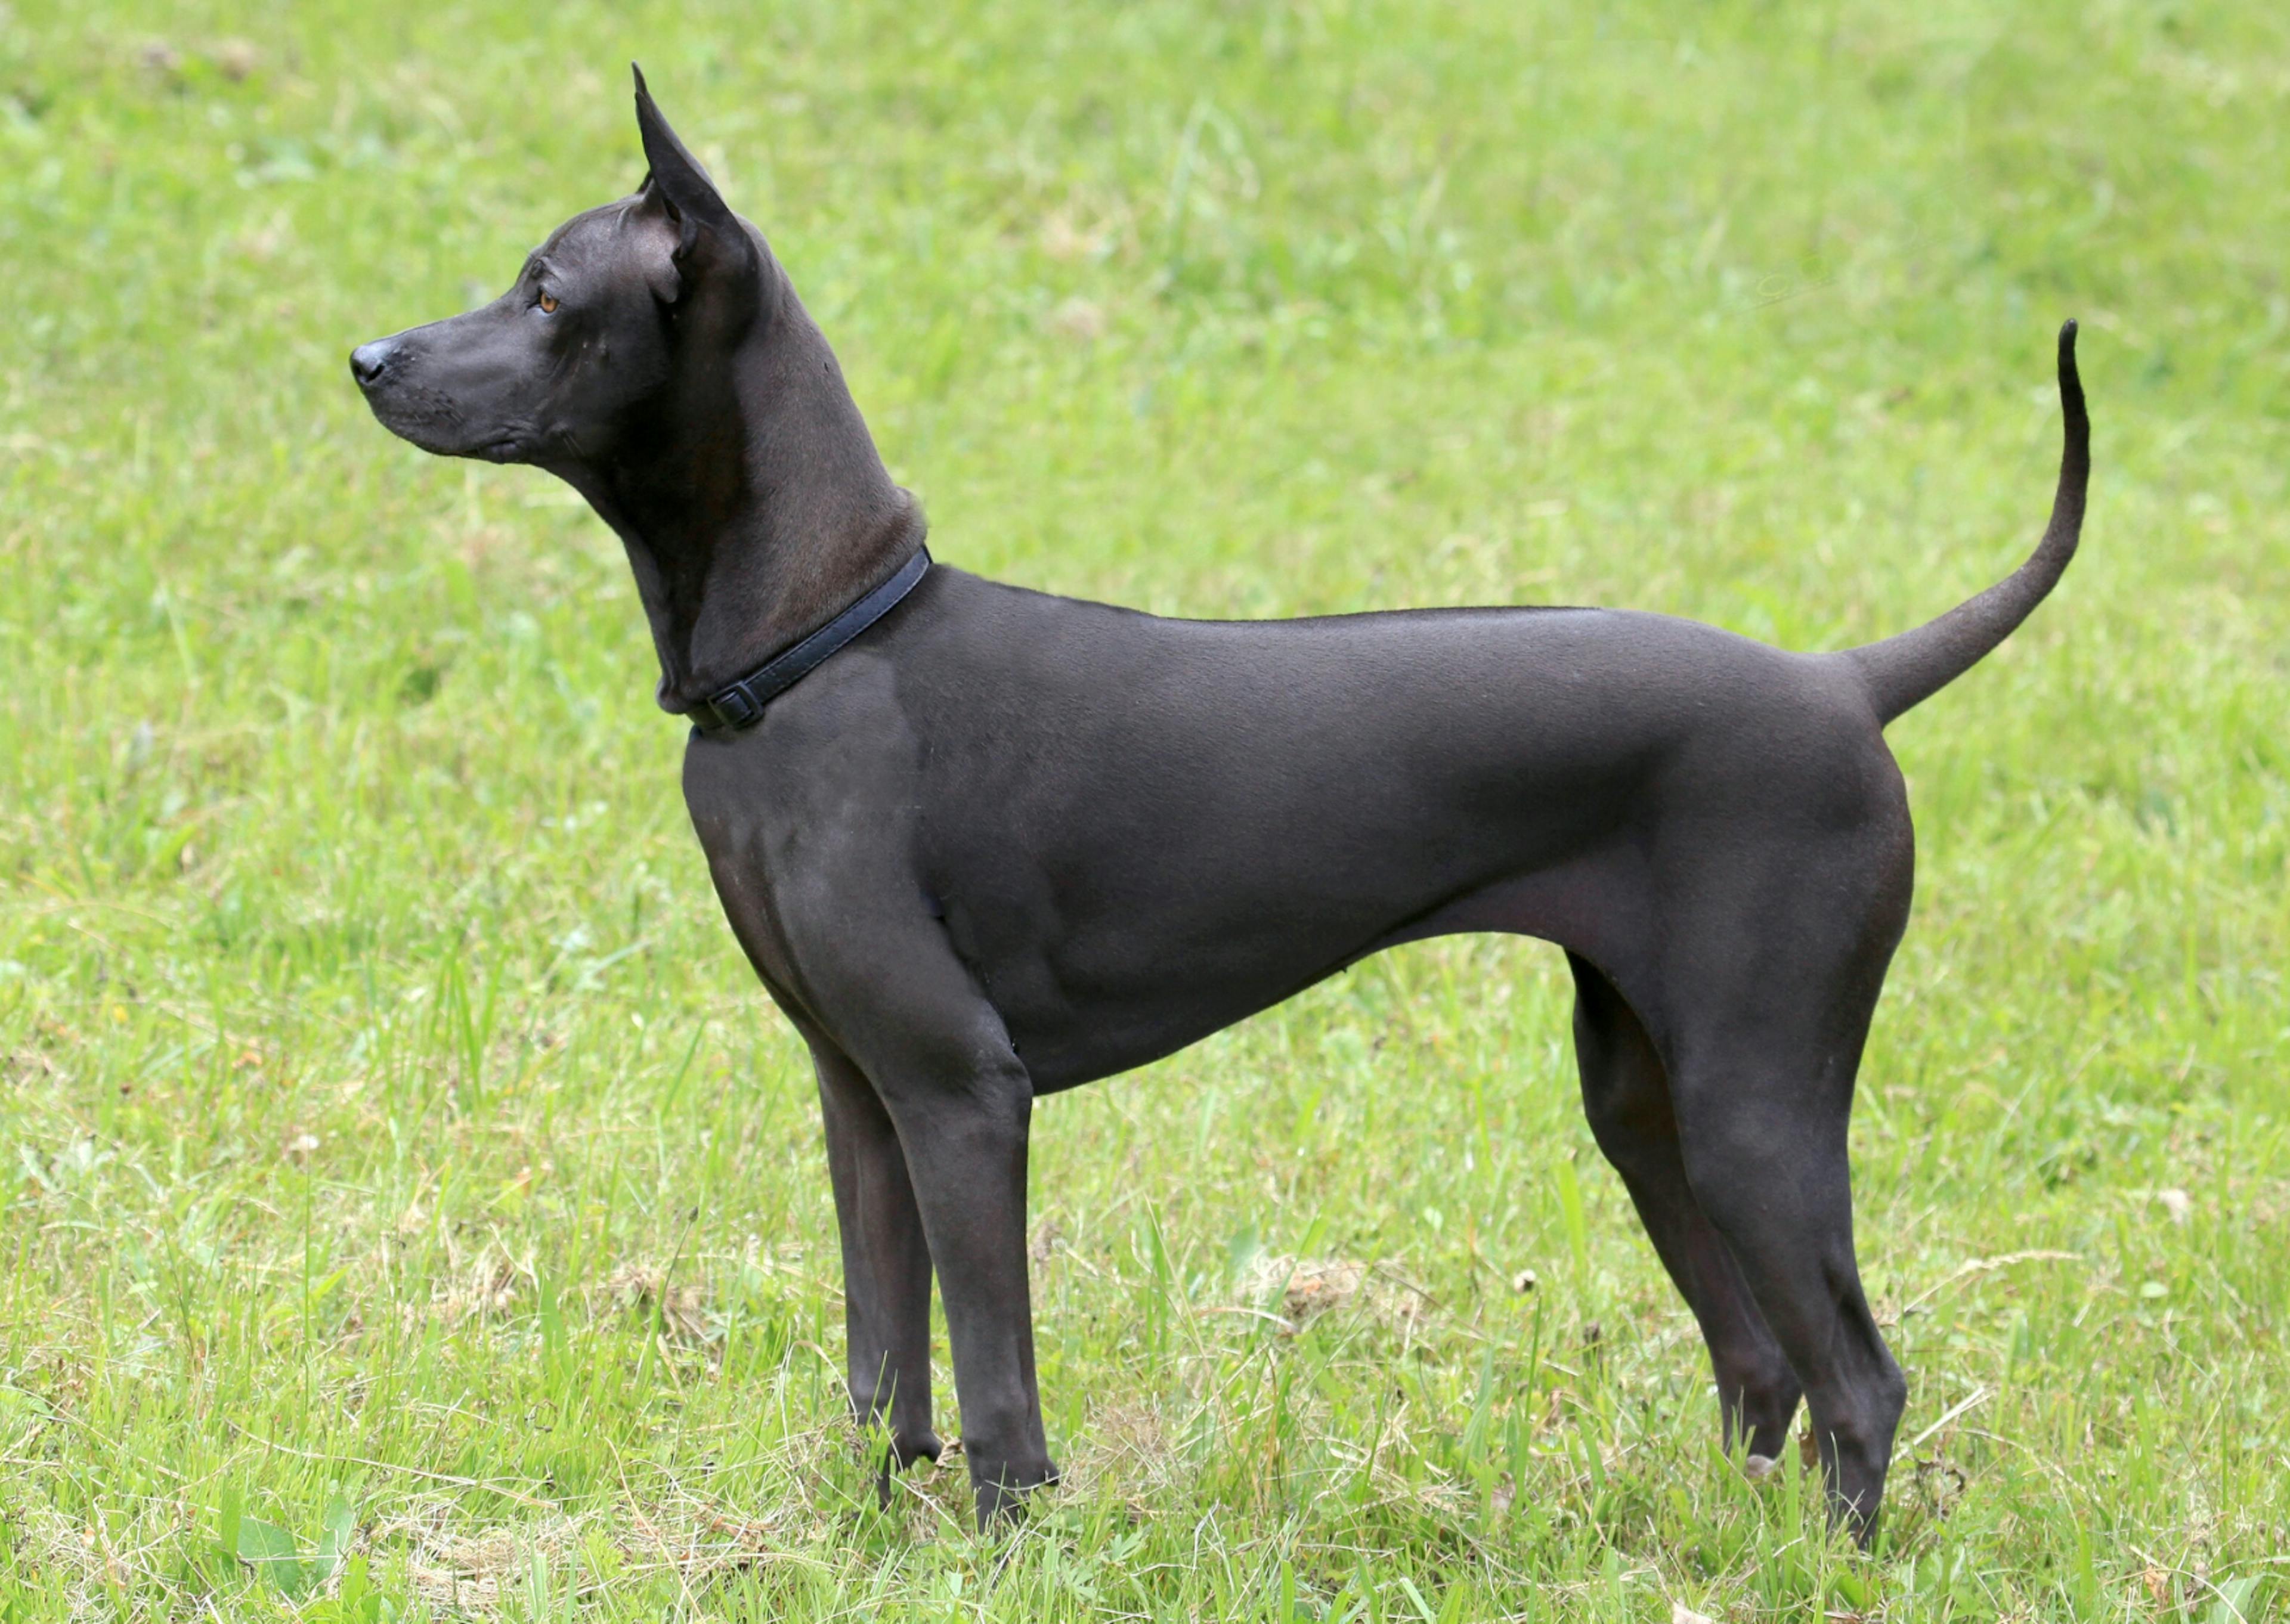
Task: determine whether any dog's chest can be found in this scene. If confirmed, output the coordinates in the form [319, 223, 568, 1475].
[676, 664, 932, 1025]
[692, 826, 806, 1000]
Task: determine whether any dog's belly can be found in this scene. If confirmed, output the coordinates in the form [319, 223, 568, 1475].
[918, 716, 1619, 1084]
[978, 845, 1649, 1092]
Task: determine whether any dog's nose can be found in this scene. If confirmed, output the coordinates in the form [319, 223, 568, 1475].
[349, 339, 396, 386]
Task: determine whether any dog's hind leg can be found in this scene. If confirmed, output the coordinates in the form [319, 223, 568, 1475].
[812, 1040, 943, 1493]
[1567, 951, 1802, 1470]
[1645, 859, 1913, 1542]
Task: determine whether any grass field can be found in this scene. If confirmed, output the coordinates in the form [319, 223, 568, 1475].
[4, 1, 2288, 1617]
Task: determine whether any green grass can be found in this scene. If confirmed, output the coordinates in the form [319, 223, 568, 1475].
[2, 0, 2286, 1616]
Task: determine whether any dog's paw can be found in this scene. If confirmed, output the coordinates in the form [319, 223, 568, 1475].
[1743, 1453, 1780, 1482]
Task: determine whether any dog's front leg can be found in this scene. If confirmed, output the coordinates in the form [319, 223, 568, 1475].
[812, 1039, 942, 1496]
[871, 1049, 1056, 1529]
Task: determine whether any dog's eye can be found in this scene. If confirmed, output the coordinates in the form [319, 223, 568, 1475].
[538, 292, 559, 314]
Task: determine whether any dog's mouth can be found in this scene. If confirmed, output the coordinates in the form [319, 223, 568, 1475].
[359, 384, 535, 466]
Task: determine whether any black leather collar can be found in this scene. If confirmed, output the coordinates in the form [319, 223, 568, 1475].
[686, 546, 932, 734]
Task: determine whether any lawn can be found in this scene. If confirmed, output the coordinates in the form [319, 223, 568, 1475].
[2, 0, 2286, 1617]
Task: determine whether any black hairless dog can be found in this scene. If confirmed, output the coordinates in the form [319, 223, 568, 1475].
[352, 69, 2090, 1539]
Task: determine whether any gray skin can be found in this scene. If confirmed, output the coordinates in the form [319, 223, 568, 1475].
[352, 68, 2090, 1539]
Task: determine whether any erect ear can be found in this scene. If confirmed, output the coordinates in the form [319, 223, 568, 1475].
[631, 63, 756, 302]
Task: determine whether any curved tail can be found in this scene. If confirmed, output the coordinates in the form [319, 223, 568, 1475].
[1848, 321, 2089, 726]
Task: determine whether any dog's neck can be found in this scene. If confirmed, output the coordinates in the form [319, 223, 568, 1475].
[562, 269, 922, 715]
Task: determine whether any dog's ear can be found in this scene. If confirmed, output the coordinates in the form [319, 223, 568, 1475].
[631, 64, 757, 304]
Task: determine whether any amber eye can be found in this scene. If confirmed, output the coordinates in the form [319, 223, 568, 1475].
[538, 291, 558, 314]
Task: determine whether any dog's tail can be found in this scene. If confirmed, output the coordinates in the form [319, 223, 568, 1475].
[1843, 321, 2088, 726]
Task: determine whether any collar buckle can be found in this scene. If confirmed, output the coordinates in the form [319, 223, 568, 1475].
[704, 683, 763, 731]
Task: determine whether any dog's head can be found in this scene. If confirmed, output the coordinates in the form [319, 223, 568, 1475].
[351, 67, 766, 470]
